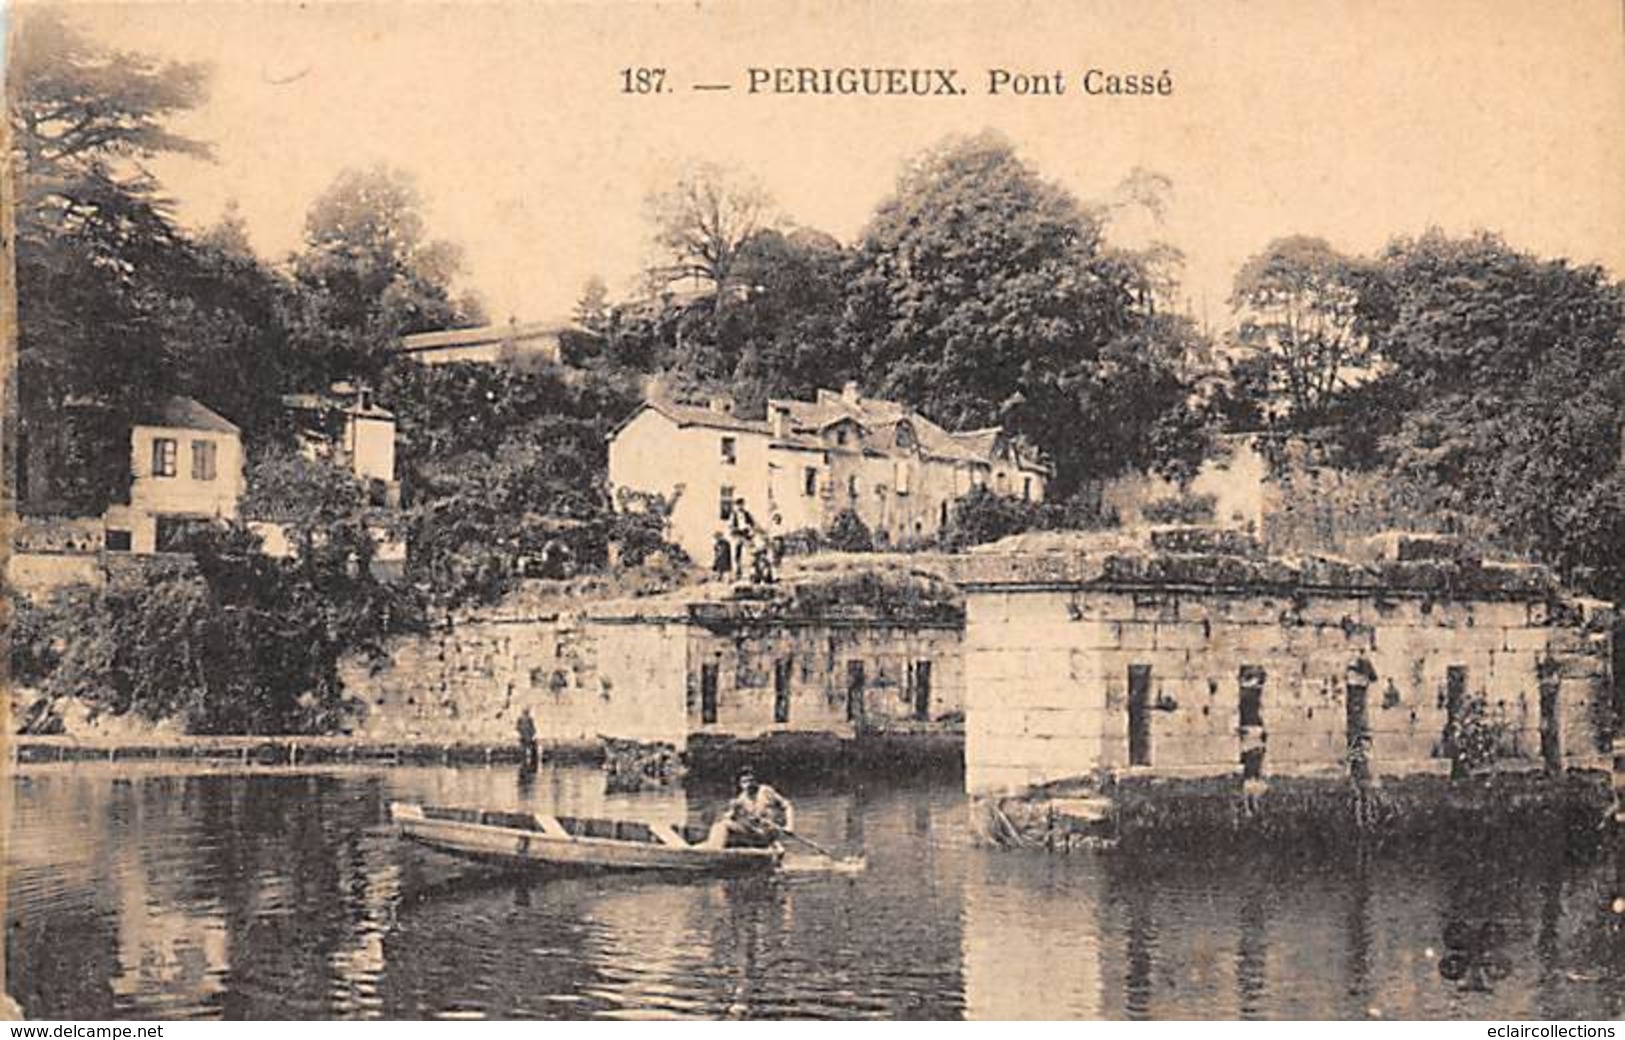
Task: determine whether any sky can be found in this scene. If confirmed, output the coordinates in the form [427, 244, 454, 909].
[48, 0, 1625, 329]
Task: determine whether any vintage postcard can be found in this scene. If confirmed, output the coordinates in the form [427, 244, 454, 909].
[3, 0, 1623, 1024]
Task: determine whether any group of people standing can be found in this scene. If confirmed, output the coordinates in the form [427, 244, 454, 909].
[712, 496, 779, 584]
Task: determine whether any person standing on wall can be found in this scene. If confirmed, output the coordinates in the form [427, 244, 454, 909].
[712, 530, 734, 578]
[728, 496, 758, 577]
[516, 707, 539, 772]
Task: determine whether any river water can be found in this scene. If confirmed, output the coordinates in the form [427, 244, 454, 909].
[6, 763, 1622, 1020]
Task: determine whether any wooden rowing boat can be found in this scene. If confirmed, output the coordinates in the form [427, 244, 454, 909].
[389, 801, 783, 874]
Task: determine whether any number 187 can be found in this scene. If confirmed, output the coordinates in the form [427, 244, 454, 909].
[620, 68, 666, 94]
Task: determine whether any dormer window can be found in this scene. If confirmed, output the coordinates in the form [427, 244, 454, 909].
[895, 423, 915, 450]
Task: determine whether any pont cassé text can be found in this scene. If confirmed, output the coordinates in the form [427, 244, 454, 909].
[617, 66, 1175, 97]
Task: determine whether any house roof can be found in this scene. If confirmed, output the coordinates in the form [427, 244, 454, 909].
[281, 392, 395, 421]
[134, 396, 239, 434]
[618, 399, 772, 436]
[768, 392, 991, 465]
[616, 387, 1053, 474]
[399, 320, 575, 354]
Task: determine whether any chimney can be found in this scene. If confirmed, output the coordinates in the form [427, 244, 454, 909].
[708, 396, 732, 416]
[772, 405, 790, 439]
[841, 381, 861, 406]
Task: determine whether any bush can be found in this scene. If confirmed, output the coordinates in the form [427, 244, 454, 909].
[939, 487, 1118, 551]
[825, 510, 874, 552]
[10, 521, 424, 735]
[1443, 695, 1516, 776]
[941, 487, 1043, 550]
[775, 527, 827, 558]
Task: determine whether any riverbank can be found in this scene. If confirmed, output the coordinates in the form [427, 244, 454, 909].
[8, 734, 600, 768]
[976, 768, 1620, 855]
[6, 729, 968, 778]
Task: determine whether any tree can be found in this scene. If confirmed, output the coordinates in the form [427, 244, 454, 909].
[291, 165, 483, 384]
[1355, 233, 1625, 601]
[645, 161, 776, 299]
[825, 509, 874, 553]
[843, 131, 1207, 495]
[1228, 236, 1374, 423]
[9, 9, 212, 511]
[376, 360, 647, 605]
[940, 486, 1044, 550]
[9, 9, 209, 244]
[573, 276, 611, 334]
[12, 521, 422, 735]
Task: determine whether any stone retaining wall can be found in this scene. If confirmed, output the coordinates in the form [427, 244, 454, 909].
[942, 530, 1615, 797]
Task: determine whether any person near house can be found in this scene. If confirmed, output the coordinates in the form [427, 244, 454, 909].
[712, 530, 734, 577]
[516, 707, 539, 772]
[750, 535, 777, 584]
[728, 497, 758, 575]
[707, 769, 795, 849]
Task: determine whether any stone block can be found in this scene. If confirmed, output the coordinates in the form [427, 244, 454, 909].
[1016, 706, 1090, 739]
[1229, 625, 1289, 657]
[1217, 596, 1288, 625]
[1501, 627, 1552, 653]
[1153, 621, 1211, 652]
[967, 764, 1042, 797]
[1113, 621, 1157, 651]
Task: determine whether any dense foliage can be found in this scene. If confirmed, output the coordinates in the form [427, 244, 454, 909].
[938, 485, 1119, 550]
[1224, 231, 1625, 604]
[824, 510, 875, 553]
[374, 361, 664, 605]
[11, 524, 423, 734]
[13, 12, 1623, 739]
[843, 133, 1210, 494]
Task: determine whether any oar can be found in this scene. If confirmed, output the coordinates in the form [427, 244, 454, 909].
[780, 829, 843, 859]
[778, 831, 866, 875]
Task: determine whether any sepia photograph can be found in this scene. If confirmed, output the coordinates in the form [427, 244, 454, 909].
[2, 0, 1623, 1024]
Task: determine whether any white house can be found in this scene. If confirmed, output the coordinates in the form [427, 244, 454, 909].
[608, 383, 1050, 563]
[281, 383, 399, 503]
[256, 385, 407, 577]
[101, 396, 245, 553]
[398, 319, 571, 367]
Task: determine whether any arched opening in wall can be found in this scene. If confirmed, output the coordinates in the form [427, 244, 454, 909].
[846, 660, 866, 724]
[1444, 665, 1468, 778]
[1346, 666, 1372, 785]
[1127, 664, 1153, 766]
[700, 663, 719, 725]
[1239, 666, 1267, 779]
[774, 657, 792, 725]
[1538, 676, 1561, 774]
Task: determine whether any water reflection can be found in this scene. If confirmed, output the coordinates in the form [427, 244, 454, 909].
[6, 763, 1622, 1019]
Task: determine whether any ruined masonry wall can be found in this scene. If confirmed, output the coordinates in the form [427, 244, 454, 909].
[686, 622, 964, 739]
[343, 611, 964, 748]
[966, 586, 1613, 796]
[342, 614, 691, 748]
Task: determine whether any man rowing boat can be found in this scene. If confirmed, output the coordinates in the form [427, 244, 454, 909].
[707, 769, 795, 849]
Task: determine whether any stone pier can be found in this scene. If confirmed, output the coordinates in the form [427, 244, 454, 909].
[340, 562, 966, 772]
[942, 529, 1616, 845]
